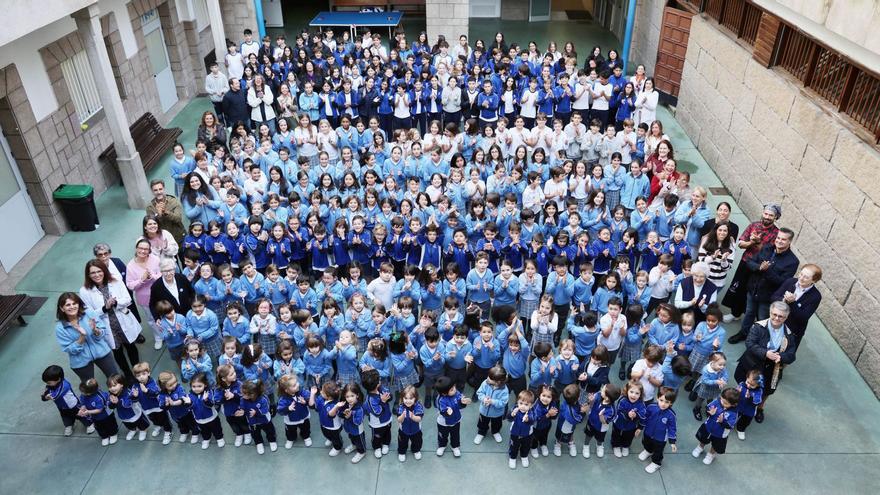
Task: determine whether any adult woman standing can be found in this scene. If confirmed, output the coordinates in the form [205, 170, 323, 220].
[181, 173, 222, 225]
[79, 260, 142, 381]
[55, 292, 119, 381]
[141, 215, 178, 263]
[248, 74, 277, 132]
[673, 262, 718, 323]
[699, 202, 740, 242]
[698, 222, 735, 289]
[125, 239, 162, 350]
[196, 111, 226, 150]
[674, 187, 712, 255]
[645, 139, 674, 176]
[149, 258, 195, 318]
[644, 121, 670, 158]
[276, 83, 297, 118]
[634, 78, 658, 127]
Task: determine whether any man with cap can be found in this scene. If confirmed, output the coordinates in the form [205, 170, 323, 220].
[728, 227, 799, 344]
[721, 203, 781, 324]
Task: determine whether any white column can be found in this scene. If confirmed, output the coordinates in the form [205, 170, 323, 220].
[73, 4, 150, 209]
[206, 0, 227, 63]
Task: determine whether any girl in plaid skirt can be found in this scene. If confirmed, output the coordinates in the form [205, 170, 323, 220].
[389, 332, 419, 407]
[518, 260, 543, 340]
[529, 295, 558, 352]
[250, 299, 278, 359]
[332, 330, 360, 386]
[618, 304, 646, 381]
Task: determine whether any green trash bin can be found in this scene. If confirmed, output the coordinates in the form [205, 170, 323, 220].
[53, 184, 100, 232]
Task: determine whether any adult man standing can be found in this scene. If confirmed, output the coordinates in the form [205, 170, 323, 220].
[734, 301, 798, 423]
[721, 203, 781, 323]
[728, 227, 798, 344]
[771, 264, 822, 347]
[222, 77, 250, 130]
[145, 179, 184, 242]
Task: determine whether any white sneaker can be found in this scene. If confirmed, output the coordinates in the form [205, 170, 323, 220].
[452, 447, 461, 457]
[703, 452, 716, 465]
[569, 443, 577, 457]
[436, 447, 446, 456]
[722, 314, 737, 323]
[381, 445, 389, 454]
[151, 426, 161, 437]
[126, 430, 137, 441]
[508, 458, 517, 469]
[235, 435, 243, 447]
[622, 448, 629, 457]
[244, 434, 252, 445]
[414, 452, 422, 460]
[374, 449, 383, 459]
[190, 434, 199, 444]
[269, 442, 277, 452]
[613, 447, 622, 458]
[304, 438, 312, 447]
[108, 435, 117, 445]
[737, 431, 746, 441]
[162, 432, 172, 445]
[692, 446, 704, 458]
[86, 424, 96, 435]
[217, 439, 225, 448]
[324, 439, 332, 447]
[256, 443, 265, 454]
[531, 448, 539, 458]
[101, 438, 109, 446]
[202, 440, 210, 449]
[64, 426, 73, 437]
[541, 445, 549, 457]
[521, 456, 529, 467]
[345, 444, 356, 454]
[178, 434, 188, 443]
[493, 433, 503, 443]
[582, 444, 590, 458]
[138, 430, 147, 441]
[329, 448, 340, 457]
[351, 452, 365, 463]
[398, 453, 406, 462]
[645, 462, 661, 473]
[596, 445, 604, 458]
[285, 440, 294, 449]
[153, 339, 163, 350]
[638, 449, 651, 461]
[473, 434, 484, 444]
[553, 443, 562, 457]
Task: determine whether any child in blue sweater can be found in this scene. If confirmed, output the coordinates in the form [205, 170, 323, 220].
[692, 387, 739, 465]
[466, 252, 494, 316]
[78, 378, 118, 446]
[106, 373, 149, 441]
[474, 365, 510, 445]
[639, 387, 678, 473]
[133, 362, 173, 444]
[508, 389, 537, 469]
[311, 381, 345, 456]
[419, 327, 447, 406]
[468, 322, 502, 398]
[434, 376, 472, 457]
[444, 325, 473, 393]
[691, 352, 729, 421]
[611, 380, 647, 458]
[276, 374, 312, 449]
[554, 383, 589, 457]
[396, 385, 425, 462]
[40, 365, 94, 437]
[582, 383, 620, 459]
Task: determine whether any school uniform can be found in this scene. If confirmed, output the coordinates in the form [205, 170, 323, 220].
[43, 379, 91, 429]
[476, 381, 510, 436]
[278, 389, 312, 443]
[641, 403, 676, 465]
[611, 397, 646, 449]
[186, 309, 222, 359]
[160, 384, 199, 437]
[554, 400, 585, 445]
[79, 390, 118, 439]
[735, 377, 764, 433]
[241, 395, 276, 445]
[584, 397, 615, 446]
[695, 398, 737, 454]
[397, 402, 425, 455]
[508, 407, 536, 459]
[137, 378, 172, 432]
[190, 389, 223, 441]
[436, 391, 468, 449]
[314, 394, 344, 450]
[365, 387, 393, 451]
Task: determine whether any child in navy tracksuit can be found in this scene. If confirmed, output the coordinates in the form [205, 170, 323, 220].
[734, 370, 764, 440]
[106, 374, 149, 441]
[216, 363, 251, 446]
[529, 384, 558, 457]
[396, 385, 425, 461]
[158, 371, 199, 444]
[362, 369, 393, 458]
[582, 383, 619, 459]
[133, 362, 173, 444]
[611, 380, 647, 457]
[554, 383, 589, 457]
[40, 365, 93, 436]
[240, 379, 277, 454]
[692, 388, 739, 465]
[434, 376, 472, 457]
[312, 381, 345, 455]
[277, 374, 312, 449]
[341, 383, 368, 463]
[639, 387, 678, 473]
[474, 366, 510, 444]
[78, 378, 118, 445]
[508, 390, 537, 469]
[189, 373, 225, 449]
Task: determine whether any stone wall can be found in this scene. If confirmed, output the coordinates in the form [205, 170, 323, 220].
[426, 0, 469, 46]
[220, 0, 257, 44]
[630, 0, 664, 75]
[501, 0, 528, 21]
[676, 15, 880, 395]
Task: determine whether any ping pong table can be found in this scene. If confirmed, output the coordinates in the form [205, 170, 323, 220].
[309, 11, 403, 41]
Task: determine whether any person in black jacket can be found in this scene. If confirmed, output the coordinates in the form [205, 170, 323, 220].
[771, 264, 822, 346]
[221, 78, 250, 131]
[148, 258, 195, 320]
[734, 301, 798, 423]
[729, 228, 798, 344]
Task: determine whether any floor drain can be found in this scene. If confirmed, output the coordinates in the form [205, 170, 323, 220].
[709, 187, 731, 195]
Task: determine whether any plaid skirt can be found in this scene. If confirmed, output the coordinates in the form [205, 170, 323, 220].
[689, 350, 711, 374]
[336, 369, 361, 386]
[259, 333, 277, 356]
[519, 298, 539, 319]
[202, 334, 223, 360]
[605, 190, 621, 211]
[306, 372, 332, 390]
[576, 198, 588, 210]
[695, 382, 721, 401]
[531, 331, 555, 352]
[306, 153, 320, 168]
[392, 368, 420, 392]
[619, 341, 643, 363]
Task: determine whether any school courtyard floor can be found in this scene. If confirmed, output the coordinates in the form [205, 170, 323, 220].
[1, 18, 878, 495]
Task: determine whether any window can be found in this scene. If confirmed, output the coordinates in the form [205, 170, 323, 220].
[60, 50, 102, 123]
[193, 0, 209, 32]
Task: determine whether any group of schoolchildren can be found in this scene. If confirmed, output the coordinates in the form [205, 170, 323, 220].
[43, 26, 768, 474]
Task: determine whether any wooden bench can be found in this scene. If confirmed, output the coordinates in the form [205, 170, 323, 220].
[99, 112, 183, 173]
[0, 294, 29, 339]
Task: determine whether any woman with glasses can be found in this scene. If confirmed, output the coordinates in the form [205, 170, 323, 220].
[125, 239, 162, 350]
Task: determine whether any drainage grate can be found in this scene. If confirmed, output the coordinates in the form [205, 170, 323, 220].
[708, 187, 731, 196]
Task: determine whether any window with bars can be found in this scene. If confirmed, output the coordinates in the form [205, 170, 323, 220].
[60, 50, 103, 123]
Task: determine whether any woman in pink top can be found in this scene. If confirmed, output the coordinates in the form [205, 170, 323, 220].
[125, 238, 162, 349]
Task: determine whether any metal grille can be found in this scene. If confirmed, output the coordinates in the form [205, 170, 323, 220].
[60, 50, 102, 123]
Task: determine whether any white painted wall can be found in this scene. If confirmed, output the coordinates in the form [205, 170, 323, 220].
[0, 0, 91, 49]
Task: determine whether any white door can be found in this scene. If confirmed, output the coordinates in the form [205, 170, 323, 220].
[470, 0, 500, 18]
[0, 133, 44, 269]
[262, 0, 284, 28]
[142, 9, 177, 112]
